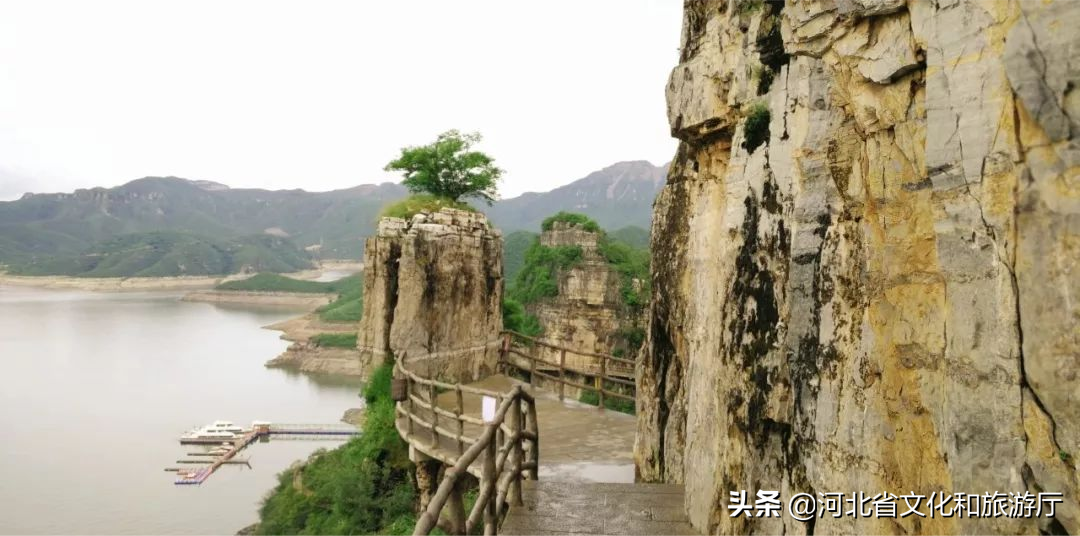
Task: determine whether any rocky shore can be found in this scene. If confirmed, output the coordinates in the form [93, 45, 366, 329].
[264, 313, 364, 378]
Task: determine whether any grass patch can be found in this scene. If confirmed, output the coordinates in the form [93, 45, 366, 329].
[316, 276, 364, 323]
[217, 273, 357, 293]
[579, 389, 635, 415]
[380, 194, 475, 220]
[310, 332, 358, 349]
[541, 211, 600, 232]
[219, 272, 364, 324]
[742, 101, 771, 153]
[256, 362, 415, 535]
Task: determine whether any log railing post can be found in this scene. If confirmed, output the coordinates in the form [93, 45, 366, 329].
[558, 348, 566, 401]
[447, 475, 467, 535]
[429, 382, 439, 446]
[529, 342, 536, 388]
[482, 432, 497, 535]
[500, 332, 511, 374]
[495, 395, 504, 452]
[406, 377, 415, 438]
[455, 385, 465, 455]
[599, 352, 607, 411]
[526, 400, 539, 480]
[507, 395, 523, 507]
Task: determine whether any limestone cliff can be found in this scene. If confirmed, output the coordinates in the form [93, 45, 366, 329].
[530, 221, 643, 375]
[637, 1, 1079, 534]
[357, 208, 503, 382]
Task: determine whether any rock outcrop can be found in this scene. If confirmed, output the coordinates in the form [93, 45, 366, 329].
[637, 1, 1079, 534]
[530, 222, 643, 375]
[357, 208, 504, 382]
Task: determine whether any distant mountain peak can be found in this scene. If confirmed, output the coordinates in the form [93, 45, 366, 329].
[191, 180, 230, 191]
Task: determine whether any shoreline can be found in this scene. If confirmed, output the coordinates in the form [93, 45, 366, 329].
[182, 290, 334, 307]
[0, 260, 362, 292]
[263, 312, 365, 378]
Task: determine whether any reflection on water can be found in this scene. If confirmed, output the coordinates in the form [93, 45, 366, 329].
[0, 285, 364, 535]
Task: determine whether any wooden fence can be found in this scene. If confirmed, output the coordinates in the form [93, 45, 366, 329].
[395, 353, 538, 535]
[498, 330, 636, 409]
[394, 331, 636, 535]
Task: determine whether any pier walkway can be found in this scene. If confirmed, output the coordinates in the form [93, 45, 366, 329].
[394, 331, 695, 535]
[173, 423, 357, 485]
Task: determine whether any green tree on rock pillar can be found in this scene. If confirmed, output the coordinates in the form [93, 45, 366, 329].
[384, 130, 502, 204]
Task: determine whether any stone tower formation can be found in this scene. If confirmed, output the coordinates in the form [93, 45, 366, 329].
[357, 208, 504, 383]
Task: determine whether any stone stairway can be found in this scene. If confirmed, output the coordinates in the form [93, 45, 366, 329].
[501, 480, 697, 535]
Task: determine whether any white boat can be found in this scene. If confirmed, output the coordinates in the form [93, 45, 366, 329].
[207, 420, 246, 433]
[179, 421, 246, 444]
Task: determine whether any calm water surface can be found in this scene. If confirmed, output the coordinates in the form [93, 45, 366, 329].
[0, 286, 364, 534]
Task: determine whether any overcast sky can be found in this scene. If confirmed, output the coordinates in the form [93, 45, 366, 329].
[0, 1, 682, 201]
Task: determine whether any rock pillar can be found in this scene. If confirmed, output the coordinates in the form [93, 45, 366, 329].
[357, 208, 503, 383]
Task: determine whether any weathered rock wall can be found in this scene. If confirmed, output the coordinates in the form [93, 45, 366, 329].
[357, 208, 504, 382]
[637, 1, 1079, 534]
[531, 222, 642, 373]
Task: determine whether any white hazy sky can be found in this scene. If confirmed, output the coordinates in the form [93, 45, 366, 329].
[0, 1, 682, 201]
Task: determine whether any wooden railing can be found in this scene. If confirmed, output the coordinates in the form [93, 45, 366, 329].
[498, 330, 636, 409]
[394, 331, 636, 535]
[395, 352, 538, 535]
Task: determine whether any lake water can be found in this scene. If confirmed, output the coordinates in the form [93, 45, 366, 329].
[0, 286, 365, 534]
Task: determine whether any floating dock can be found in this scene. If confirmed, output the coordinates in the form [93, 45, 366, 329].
[172, 422, 359, 485]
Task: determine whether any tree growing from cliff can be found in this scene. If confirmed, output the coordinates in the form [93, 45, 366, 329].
[384, 130, 502, 204]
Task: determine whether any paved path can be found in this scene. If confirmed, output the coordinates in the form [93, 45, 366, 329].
[402, 374, 638, 482]
[501, 480, 697, 535]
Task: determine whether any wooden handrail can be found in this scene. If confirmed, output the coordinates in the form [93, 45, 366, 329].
[397, 352, 537, 536]
[501, 335, 637, 405]
[396, 327, 635, 535]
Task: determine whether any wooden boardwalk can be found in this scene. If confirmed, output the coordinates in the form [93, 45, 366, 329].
[502, 480, 696, 535]
[397, 374, 637, 482]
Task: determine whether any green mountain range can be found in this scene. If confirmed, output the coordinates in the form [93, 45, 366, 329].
[0, 161, 665, 277]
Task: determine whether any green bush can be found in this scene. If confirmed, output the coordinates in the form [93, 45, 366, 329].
[598, 237, 650, 310]
[363, 362, 394, 405]
[310, 332, 358, 348]
[502, 298, 543, 337]
[579, 389, 635, 415]
[380, 194, 475, 220]
[743, 101, 771, 153]
[257, 363, 414, 535]
[540, 212, 600, 232]
[509, 241, 583, 305]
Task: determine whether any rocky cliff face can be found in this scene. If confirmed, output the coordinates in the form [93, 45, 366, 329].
[637, 1, 1079, 534]
[531, 222, 640, 373]
[356, 208, 504, 382]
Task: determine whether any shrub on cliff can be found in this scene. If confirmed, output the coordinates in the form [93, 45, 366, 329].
[502, 297, 543, 337]
[379, 194, 475, 220]
[541, 211, 600, 233]
[597, 237, 650, 309]
[509, 240, 584, 305]
[384, 130, 502, 204]
[256, 362, 414, 535]
[742, 101, 771, 153]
